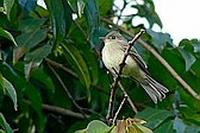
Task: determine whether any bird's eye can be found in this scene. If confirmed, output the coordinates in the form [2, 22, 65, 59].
[111, 36, 116, 39]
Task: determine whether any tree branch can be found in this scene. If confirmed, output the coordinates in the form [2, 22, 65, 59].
[101, 17, 200, 101]
[118, 81, 138, 113]
[112, 94, 127, 125]
[47, 63, 87, 117]
[42, 104, 86, 119]
[24, 100, 86, 119]
[45, 58, 78, 78]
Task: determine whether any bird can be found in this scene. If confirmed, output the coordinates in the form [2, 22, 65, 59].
[101, 31, 169, 104]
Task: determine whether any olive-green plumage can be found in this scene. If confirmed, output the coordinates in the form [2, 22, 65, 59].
[101, 31, 169, 103]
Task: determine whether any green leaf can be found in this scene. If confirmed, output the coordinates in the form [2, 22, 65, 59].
[178, 48, 196, 71]
[191, 60, 200, 78]
[68, 0, 86, 17]
[178, 87, 200, 111]
[24, 82, 45, 132]
[193, 42, 200, 53]
[18, 18, 46, 33]
[146, 29, 173, 52]
[0, 73, 4, 93]
[23, 44, 52, 79]
[2, 76, 17, 111]
[16, 28, 47, 49]
[98, 0, 113, 15]
[61, 42, 91, 89]
[0, 113, 13, 133]
[75, 120, 111, 133]
[18, 0, 37, 11]
[45, 0, 72, 43]
[85, 0, 100, 31]
[3, 0, 15, 21]
[31, 68, 55, 92]
[154, 120, 174, 133]
[185, 125, 200, 133]
[14, 28, 48, 62]
[87, 120, 111, 133]
[0, 27, 17, 46]
[173, 117, 186, 133]
[0, 62, 45, 132]
[136, 107, 173, 129]
[24, 44, 52, 63]
[173, 117, 200, 133]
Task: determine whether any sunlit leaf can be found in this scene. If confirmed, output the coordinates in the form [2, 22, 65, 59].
[3, 0, 15, 21]
[0, 27, 17, 46]
[75, 120, 112, 133]
[2, 76, 17, 111]
[146, 29, 173, 52]
[77, 0, 86, 17]
[0, 113, 13, 133]
[193, 42, 200, 53]
[110, 118, 153, 133]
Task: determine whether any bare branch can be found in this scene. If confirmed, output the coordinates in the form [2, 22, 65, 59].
[47, 63, 87, 117]
[45, 58, 78, 78]
[112, 94, 127, 125]
[118, 81, 138, 113]
[24, 100, 86, 119]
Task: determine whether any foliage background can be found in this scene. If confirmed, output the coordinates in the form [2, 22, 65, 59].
[0, 0, 200, 132]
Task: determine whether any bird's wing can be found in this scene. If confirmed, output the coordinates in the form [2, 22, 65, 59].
[120, 41, 149, 74]
[130, 47, 150, 74]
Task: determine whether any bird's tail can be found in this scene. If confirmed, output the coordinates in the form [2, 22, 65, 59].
[140, 74, 169, 104]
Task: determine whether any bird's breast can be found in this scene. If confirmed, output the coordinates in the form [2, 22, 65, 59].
[102, 42, 124, 70]
[102, 41, 143, 80]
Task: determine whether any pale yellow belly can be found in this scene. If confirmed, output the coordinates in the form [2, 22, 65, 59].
[102, 43, 143, 81]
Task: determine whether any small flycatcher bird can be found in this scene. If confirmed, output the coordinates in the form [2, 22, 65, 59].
[101, 31, 169, 104]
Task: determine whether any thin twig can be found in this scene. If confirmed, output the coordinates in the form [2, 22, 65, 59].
[106, 30, 144, 121]
[106, 86, 115, 121]
[24, 100, 86, 119]
[112, 94, 128, 125]
[101, 17, 200, 101]
[45, 58, 78, 78]
[47, 63, 87, 117]
[118, 81, 138, 113]
[42, 104, 86, 118]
